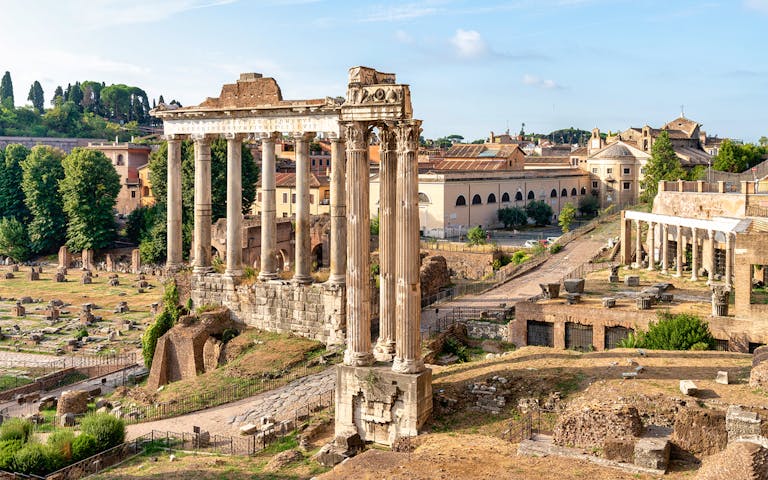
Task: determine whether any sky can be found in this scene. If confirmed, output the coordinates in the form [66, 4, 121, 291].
[0, 0, 766, 142]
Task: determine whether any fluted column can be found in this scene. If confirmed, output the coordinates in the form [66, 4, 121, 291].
[343, 122, 373, 367]
[293, 132, 314, 284]
[675, 225, 683, 277]
[690, 227, 699, 281]
[328, 136, 347, 285]
[393, 120, 424, 374]
[647, 222, 655, 270]
[634, 220, 642, 268]
[225, 133, 244, 277]
[193, 134, 213, 274]
[661, 223, 669, 274]
[725, 232, 733, 289]
[166, 135, 183, 271]
[374, 126, 397, 361]
[259, 133, 279, 280]
[707, 229, 715, 284]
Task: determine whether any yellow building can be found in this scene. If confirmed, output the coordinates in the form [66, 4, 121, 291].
[136, 164, 155, 207]
[253, 172, 330, 218]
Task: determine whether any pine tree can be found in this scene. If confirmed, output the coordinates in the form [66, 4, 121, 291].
[640, 131, 684, 202]
[158, 95, 165, 104]
[27, 81, 45, 114]
[69, 81, 83, 111]
[21, 146, 66, 253]
[0, 144, 31, 222]
[51, 86, 64, 106]
[0, 71, 14, 108]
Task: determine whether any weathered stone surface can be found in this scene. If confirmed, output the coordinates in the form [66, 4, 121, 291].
[625, 276, 640, 287]
[727, 405, 763, 443]
[553, 402, 644, 450]
[240, 423, 259, 435]
[264, 449, 302, 472]
[634, 437, 671, 471]
[679, 380, 698, 396]
[716, 371, 730, 385]
[750, 345, 768, 388]
[696, 441, 768, 480]
[603, 437, 635, 463]
[563, 278, 585, 294]
[671, 408, 727, 458]
[314, 443, 347, 467]
[419, 255, 450, 298]
[56, 390, 89, 416]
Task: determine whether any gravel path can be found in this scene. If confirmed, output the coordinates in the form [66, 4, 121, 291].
[125, 367, 336, 439]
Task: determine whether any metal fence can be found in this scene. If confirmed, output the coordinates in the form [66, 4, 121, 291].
[0, 353, 137, 374]
[501, 408, 559, 443]
[421, 306, 514, 339]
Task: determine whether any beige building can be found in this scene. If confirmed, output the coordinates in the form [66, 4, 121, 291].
[253, 172, 330, 218]
[136, 164, 155, 207]
[86, 142, 151, 215]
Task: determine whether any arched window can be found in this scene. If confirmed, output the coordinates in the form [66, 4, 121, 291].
[501, 192, 510, 203]
[561, 188, 568, 197]
[472, 194, 482, 205]
[550, 189, 558, 198]
[580, 187, 587, 195]
[571, 188, 577, 196]
[455, 195, 466, 206]
[418, 192, 430, 204]
[116, 154, 124, 166]
[487, 193, 496, 204]
[515, 191, 524, 201]
[527, 191, 535, 200]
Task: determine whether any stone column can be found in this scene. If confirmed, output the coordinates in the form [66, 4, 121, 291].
[166, 135, 183, 271]
[675, 225, 683, 277]
[690, 227, 699, 281]
[707, 229, 715, 284]
[661, 223, 669, 274]
[225, 133, 244, 277]
[328, 136, 347, 285]
[725, 232, 733, 289]
[374, 126, 397, 361]
[192, 134, 213, 274]
[343, 122, 373, 367]
[393, 120, 425, 374]
[634, 220, 642, 268]
[293, 132, 314, 284]
[259, 133, 279, 280]
[619, 211, 631, 265]
[647, 221, 655, 270]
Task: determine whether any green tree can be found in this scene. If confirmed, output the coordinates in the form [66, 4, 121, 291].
[0, 144, 31, 221]
[525, 200, 553, 226]
[497, 206, 527, 228]
[43, 101, 83, 135]
[0, 72, 13, 108]
[142, 279, 181, 367]
[0, 217, 31, 261]
[577, 194, 599, 217]
[634, 312, 715, 351]
[759, 136, 768, 148]
[640, 131, 684, 202]
[21, 146, 66, 253]
[558, 202, 576, 233]
[51, 86, 64, 107]
[68, 81, 83, 111]
[466, 225, 487, 245]
[370, 214, 379, 235]
[26, 81, 44, 114]
[713, 140, 766, 173]
[59, 148, 121, 251]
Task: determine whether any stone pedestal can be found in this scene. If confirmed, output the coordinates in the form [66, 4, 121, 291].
[334, 365, 432, 447]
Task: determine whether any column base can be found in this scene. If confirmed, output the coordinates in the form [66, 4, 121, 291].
[292, 274, 314, 285]
[343, 350, 374, 367]
[224, 270, 243, 278]
[373, 339, 396, 362]
[258, 272, 278, 281]
[691, 275, 699, 282]
[661, 269, 668, 275]
[165, 263, 183, 274]
[193, 266, 214, 275]
[327, 274, 346, 286]
[334, 364, 432, 446]
[392, 357, 425, 374]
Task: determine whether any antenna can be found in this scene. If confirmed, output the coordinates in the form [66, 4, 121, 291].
[680, 104, 685, 118]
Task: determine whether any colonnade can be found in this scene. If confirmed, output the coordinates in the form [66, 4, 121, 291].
[164, 132, 347, 285]
[620, 212, 735, 288]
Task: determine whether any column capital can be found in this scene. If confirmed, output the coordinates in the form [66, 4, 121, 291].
[292, 131, 315, 142]
[190, 133, 216, 144]
[257, 132, 281, 143]
[394, 119, 422, 153]
[379, 126, 397, 153]
[343, 121, 370, 151]
[223, 132, 248, 141]
[164, 134, 186, 142]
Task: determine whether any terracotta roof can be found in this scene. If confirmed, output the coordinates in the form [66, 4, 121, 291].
[444, 143, 521, 159]
[525, 156, 571, 165]
[431, 159, 517, 171]
[588, 141, 649, 160]
[259, 172, 329, 188]
[674, 146, 711, 166]
[662, 116, 700, 136]
[570, 146, 588, 156]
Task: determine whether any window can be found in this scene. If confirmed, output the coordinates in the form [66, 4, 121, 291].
[623, 182, 631, 190]
[561, 188, 568, 197]
[472, 194, 482, 205]
[131, 191, 136, 198]
[640, 167, 646, 174]
[455, 195, 466, 206]
[291, 193, 296, 203]
[623, 167, 631, 175]
[515, 191, 523, 201]
[571, 188, 577, 196]
[283, 193, 288, 203]
[418, 192, 430, 204]
[550, 189, 557, 198]
[310, 194, 314, 204]
[143, 187, 150, 196]
[592, 168, 598, 174]
[487, 193, 496, 204]
[116, 154, 124, 166]
[312, 159, 316, 166]
[527, 191, 535, 200]
[592, 181, 599, 189]
[606, 168, 613, 174]
[501, 192, 510, 202]
[580, 187, 587, 195]
[258, 192, 262, 202]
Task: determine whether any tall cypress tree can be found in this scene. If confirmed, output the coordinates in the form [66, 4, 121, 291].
[0, 72, 14, 108]
[52, 86, 64, 106]
[640, 131, 684, 202]
[27, 81, 45, 114]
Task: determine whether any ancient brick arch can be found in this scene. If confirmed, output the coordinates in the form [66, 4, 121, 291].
[210, 216, 294, 273]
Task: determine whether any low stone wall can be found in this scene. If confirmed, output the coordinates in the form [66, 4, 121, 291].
[466, 320, 511, 341]
[191, 273, 345, 346]
[420, 249, 498, 280]
[0, 363, 133, 402]
[553, 402, 644, 449]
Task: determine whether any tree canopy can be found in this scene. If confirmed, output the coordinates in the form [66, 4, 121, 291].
[27, 81, 44, 114]
[639, 131, 684, 202]
[712, 140, 766, 173]
[0, 72, 14, 108]
[21, 146, 67, 253]
[497, 206, 527, 228]
[558, 202, 577, 233]
[0, 144, 31, 222]
[525, 200, 553, 226]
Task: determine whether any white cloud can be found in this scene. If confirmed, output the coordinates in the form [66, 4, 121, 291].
[450, 29, 489, 59]
[394, 30, 414, 44]
[522, 74, 563, 90]
[744, 0, 768, 13]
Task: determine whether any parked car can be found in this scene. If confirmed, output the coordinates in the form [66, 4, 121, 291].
[546, 236, 561, 245]
[523, 239, 546, 248]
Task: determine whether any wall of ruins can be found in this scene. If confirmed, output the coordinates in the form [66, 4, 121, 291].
[734, 233, 768, 322]
[466, 320, 511, 341]
[419, 249, 498, 280]
[191, 274, 346, 346]
[652, 191, 746, 219]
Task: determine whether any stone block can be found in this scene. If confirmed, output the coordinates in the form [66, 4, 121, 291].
[633, 437, 670, 471]
[716, 371, 730, 385]
[695, 440, 768, 480]
[636, 296, 653, 310]
[240, 423, 259, 435]
[3, 272, 13, 279]
[553, 402, 643, 450]
[671, 408, 727, 458]
[564, 293, 581, 305]
[314, 443, 348, 467]
[625, 275, 640, 287]
[27, 271, 39, 281]
[679, 380, 698, 396]
[601, 297, 616, 308]
[726, 405, 762, 443]
[57, 390, 89, 416]
[60, 413, 76, 427]
[603, 437, 636, 463]
[563, 278, 585, 294]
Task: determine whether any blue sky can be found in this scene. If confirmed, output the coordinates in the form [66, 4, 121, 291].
[0, 0, 766, 142]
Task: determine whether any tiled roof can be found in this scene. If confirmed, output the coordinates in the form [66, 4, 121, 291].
[259, 172, 328, 188]
[445, 143, 521, 159]
[674, 146, 711, 166]
[525, 156, 571, 165]
[663, 116, 699, 136]
[570, 146, 588, 156]
[588, 141, 649, 160]
[431, 159, 517, 171]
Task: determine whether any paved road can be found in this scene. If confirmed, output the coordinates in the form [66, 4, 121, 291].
[125, 368, 336, 439]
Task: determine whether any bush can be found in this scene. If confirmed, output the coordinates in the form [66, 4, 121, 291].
[0, 440, 23, 470]
[71, 434, 99, 462]
[525, 200, 553, 226]
[75, 327, 88, 340]
[578, 194, 599, 217]
[549, 243, 563, 254]
[511, 250, 529, 265]
[79, 413, 125, 451]
[497, 207, 527, 228]
[47, 430, 76, 462]
[12, 443, 60, 476]
[466, 226, 487, 245]
[617, 332, 643, 348]
[142, 279, 181, 367]
[636, 313, 715, 351]
[0, 418, 32, 443]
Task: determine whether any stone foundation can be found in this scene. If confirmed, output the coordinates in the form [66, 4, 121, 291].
[191, 273, 346, 346]
[334, 364, 432, 446]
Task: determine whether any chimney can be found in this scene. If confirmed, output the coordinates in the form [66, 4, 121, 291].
[490, 131, 495, 143]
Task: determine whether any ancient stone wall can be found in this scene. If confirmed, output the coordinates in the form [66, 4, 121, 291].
[652, 191, 747, 219]
[466, 320, 511, 341]
[552, 402, 644, 449]
[750, 345, 768, 388]
[191, 274, 346, 346]
[419, 255, 451, 297]
[419, 249, 498, 280]
[734, 233, 768, 321]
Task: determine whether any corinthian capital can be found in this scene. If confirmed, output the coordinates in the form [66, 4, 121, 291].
[344, 121, 369, 151]
[378, 124, 397, 153]
[395, 120, 422, 153]
[190, 133, 216, 144]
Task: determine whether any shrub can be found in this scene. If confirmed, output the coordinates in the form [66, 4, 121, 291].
[71, 434, 99, 462]
[637, 313, 715, 351]
[142, 279, 181, 367]
[466, 226, 487, 246]
[497, 207, 527, 228]
[75, 327, 88, 341]
[0, 418, 32, 443]
[47, 430, 75, 462]
[617, 332, 643, 348]
[0, 440, 23, 470]
[79, 413, 125, 451]
[549, 243, 563, 254]
[511, 250, 529, 265]
[577, 194, 599, 217]
[12, 443, 60, 476]
[525, 200, 553, 226]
